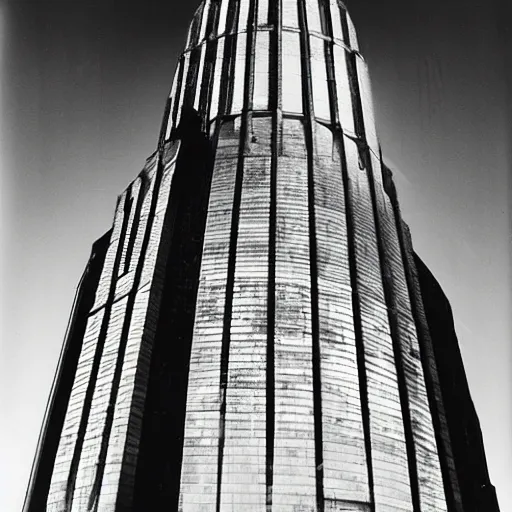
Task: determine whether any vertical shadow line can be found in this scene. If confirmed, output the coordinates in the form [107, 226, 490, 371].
[215, 0, 257, 510]
[338, 6, 376, 510]
[297, 0, 324, 509]
[266, 0, 282, 509]
[341, 8, 421, 511]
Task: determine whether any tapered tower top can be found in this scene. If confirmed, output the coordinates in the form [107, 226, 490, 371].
[162, 0, 368, 147]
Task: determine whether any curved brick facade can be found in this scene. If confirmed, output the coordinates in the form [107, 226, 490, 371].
[23, 2, 499, 512]
[168, 2, 452, 511]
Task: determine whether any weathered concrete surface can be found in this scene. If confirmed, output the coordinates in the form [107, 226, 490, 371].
[179, 121, 239, 512]
[25, 1, 500, 512]
[272, 119, 317, 512]
[314, 125, 368, 504]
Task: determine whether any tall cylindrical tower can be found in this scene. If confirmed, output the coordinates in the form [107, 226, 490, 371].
[160, 1, 456, 511]
[23, 1, 500, 512]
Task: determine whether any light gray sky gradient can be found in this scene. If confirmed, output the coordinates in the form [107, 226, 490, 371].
[1, 0, 510, 510]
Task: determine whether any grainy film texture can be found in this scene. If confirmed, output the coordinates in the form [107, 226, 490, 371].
[23, 1, 500, 512]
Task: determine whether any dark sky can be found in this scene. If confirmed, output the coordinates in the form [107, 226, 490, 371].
[1, 0, 510, 510]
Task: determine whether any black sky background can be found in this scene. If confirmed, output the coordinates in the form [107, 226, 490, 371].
[1, 0, 510, 510]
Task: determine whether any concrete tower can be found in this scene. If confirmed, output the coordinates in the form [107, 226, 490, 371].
[24, 1, 499, 511]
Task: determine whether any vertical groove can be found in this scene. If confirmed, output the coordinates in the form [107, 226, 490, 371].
[320, 0, 338, 127]
[341, 10, 421, 510]
[187, 6, 203, 50]
[123, 183, 146, 275]
[336, 130, 376, 512]
[158, 97, 172, 150]
[297, 1, 324, 510]
[321, 1, 372, 503]
[266, 0, 281, 508]
[206, 0, 239, 178]
[64, 190, 133, 510]
[223, 0, 242, 117]
[215, 1, 257, 510]
[205, 0, 218, 37]
[199, 0, 212, 42]
[183, 47, 201, 109]
[89, 172, 152, 511]
[194, 1, 215, 124]
[171, 57, 186, 129]
[201, 1, 221, 127]
[119, 196, 134, 273]
[204, 0, 239, 157]
[338, 12, 376, 510]
[213, 0, 240, 140]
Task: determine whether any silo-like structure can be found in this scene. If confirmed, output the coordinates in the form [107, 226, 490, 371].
[23, 1, 500, 512]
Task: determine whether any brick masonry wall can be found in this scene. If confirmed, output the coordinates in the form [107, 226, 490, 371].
[25, 1, 496, 511]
